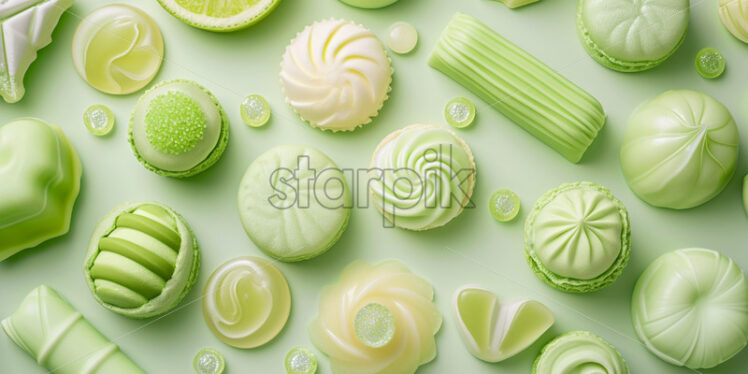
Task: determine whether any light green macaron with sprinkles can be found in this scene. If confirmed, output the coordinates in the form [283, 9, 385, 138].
[129, 79, 229, 178]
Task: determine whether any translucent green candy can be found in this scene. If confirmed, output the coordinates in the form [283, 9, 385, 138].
[240, 94, 271, 127]
[495, 0, 540, 8]
[695, 48, 726, 79]
[387, 22, 418, 54]
[354, 303, 396, 348]
[445, 97, 476, 128]
[193, 348, 225, 374]
[429, 13, 605, 163]
[489, 189, 520, 222]
[84, 104, 115, 136]
[285, 347, 317, 374]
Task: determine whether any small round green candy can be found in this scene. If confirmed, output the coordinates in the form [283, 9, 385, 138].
[695, 47, 725, 79]
[387, 22, 418, 54]
[354, 303, 396, 348]
[285, 346, 317, 374]
[193, 348, 225, 374]
[338, 0, 400, 9]
[445, 97, 476, 128]
[83, 104, 115, 136]
[489, 189, 520, 222]
[240, 94, 271, 127]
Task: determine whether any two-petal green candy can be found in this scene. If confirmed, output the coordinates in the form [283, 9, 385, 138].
[0, 118, 82, 261]
[632, 248, 748, 369]
[620, 90, 739, 210]
[452, 286, 553, 362]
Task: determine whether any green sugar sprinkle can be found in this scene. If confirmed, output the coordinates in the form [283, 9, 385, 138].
[285, 346, 317, 374]
[145, 91, 207, 155]
[354, 303, 396, 348]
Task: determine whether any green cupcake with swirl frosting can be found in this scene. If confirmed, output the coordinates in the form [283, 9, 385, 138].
[369, 124, 476, 231]
[533, 331, 629, 374]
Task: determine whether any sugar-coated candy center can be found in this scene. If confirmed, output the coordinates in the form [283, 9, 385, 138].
[354, 302, 396, 348]
[145, 91, 206, 155]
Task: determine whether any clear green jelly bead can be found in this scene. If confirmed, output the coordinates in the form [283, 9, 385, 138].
[285, 346, 317, 374]
[241, 94, 271, 127]
[83, 104, 115, 136]
[445, 97, 476, 128]
[695, 47, 725, 79]
[354, 303, 396, 348]
[193, 347, 225, 374]
[489, 189, 520, 222]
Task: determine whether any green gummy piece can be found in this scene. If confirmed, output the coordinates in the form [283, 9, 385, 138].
[695, 47, 726, 79]
[285, 346, 317, 374]
[354, 303, 396, 348]
[429, 13, 605, 163]
[240, 94, 271, 127]
[1, 285, 144, 374]
[338, 0, 400, 9]
[445, 97, 476, 128]
[194, 347, 225, 374]
[495, 0, 540, 9]
[84, 105, 115, 136]
[532, 331, 629, 374]
[145, 91, 206, 155]
[457, 288, 497, 350]
[90, 251, 166, 299]
[0, 118, 82, 262]
[631, 248, 748, 369]
[115, 211, 182, 250]
[489, 189, 520, 222]
[620, 90, 738, 210]
[93, 279, 149, 309]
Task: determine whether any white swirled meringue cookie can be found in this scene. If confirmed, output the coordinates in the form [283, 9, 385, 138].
[280, 19, 393, 131]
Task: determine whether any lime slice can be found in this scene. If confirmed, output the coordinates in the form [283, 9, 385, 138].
[83, 104, 115, 136]
[354, 303, 396, 348]
[445, 97, 476, 128]
[285, 346, 317, 374]
[156, 0, 281, 32]
[240, 94, 271, 127]
[489, 189, 520, 222]
[695, 48, 725, 79]
[193, 347, 225, 374]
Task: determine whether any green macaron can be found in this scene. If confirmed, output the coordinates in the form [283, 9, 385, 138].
[524, 182, 630, 293]
[129, 79, 229, 178]
[83, 201, 200, 319]
[576, 0, 689, 72]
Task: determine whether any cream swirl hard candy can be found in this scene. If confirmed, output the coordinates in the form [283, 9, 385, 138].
[369, 125, 476, 230]
[280, 19, 392, 131]
[308, 260, 442, 374]
[632, 248, 748, 369]
[532, 331, 629, 374]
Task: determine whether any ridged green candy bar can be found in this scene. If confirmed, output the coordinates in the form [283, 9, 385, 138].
[429, 13, 606, 163]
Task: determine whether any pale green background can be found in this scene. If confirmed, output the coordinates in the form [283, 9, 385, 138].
[1, 0, 747, 373]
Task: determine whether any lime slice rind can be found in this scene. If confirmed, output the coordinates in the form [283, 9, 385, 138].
[156, 0, 281, 32]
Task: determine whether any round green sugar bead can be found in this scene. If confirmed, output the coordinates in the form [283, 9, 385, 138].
[489, 189, 520, 222]
[193, 347, 224, 374]
[83, 104, 115, 136]
[445, 97, 476, 128]
[285, 346, 317, 374]
[145, 91, 206, 155]
[339, 0, 400, 9]
[387, 22, 418, 54]
[354, 303, 396, 348]
[695, 47, 726, 79]
[240, 94, 271, 127]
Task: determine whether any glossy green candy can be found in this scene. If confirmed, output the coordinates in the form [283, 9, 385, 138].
[240, 94, 271, 127]
[620, 90, 739, 210]
[2, 285, 144, 374]
[695, 47, 726, 79]
[532, 331, 629, 374]
[84, 104, 115, 136]
[577, 0, 689, 72]
[429, 13, 605, 163]
[0, 118, 82, 261]
[193, 348, 225, 374]
[129, 79, 229, 178]
[632, 248, 748, 369]
[339, 0, 400, 9]
[445, 97, 476, 128]
[238, 145, 351, 261]
[84, 202, 200, 318]
[285, 347, 317, 374]
[453, 286, 553, 362]
[525, 182, 630, 293]
[744, 175, 748, 216]
[494, 0, 540, 8]
[354, 303, 396, 348]
[489, 189, 520, 222]
[387, 22, 418, 54]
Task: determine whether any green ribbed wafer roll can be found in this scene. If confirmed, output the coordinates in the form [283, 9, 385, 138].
[84, 201, 200, 319]
[2, 285, 144, 374]
[429, 13, 606, 163]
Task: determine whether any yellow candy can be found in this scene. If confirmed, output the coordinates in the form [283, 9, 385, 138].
[72, 4, 164, 95]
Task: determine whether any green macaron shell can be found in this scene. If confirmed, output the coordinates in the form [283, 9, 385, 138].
[84, 201, 200, 319]
[129, 79, 229, 178]
[0, 118, 82, 262]
[576, 0, 689, 72]
[524, 182, 630, 293]
[238, 145, 351, 262]
[532, 331, 629, 374]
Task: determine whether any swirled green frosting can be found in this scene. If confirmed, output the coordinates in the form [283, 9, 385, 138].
[632, 248, 748, 369]
[370, 125, 476, 231]
[532, 331, 629, 374]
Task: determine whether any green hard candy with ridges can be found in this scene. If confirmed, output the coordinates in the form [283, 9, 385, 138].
[84, 201, 200, 319]
[129, 79, 229, 178]
[0, 118, 82, 262]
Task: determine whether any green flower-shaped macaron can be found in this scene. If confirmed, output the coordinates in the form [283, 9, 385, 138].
[129, 79, 229, 178]
[0, 118, 81, 261]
